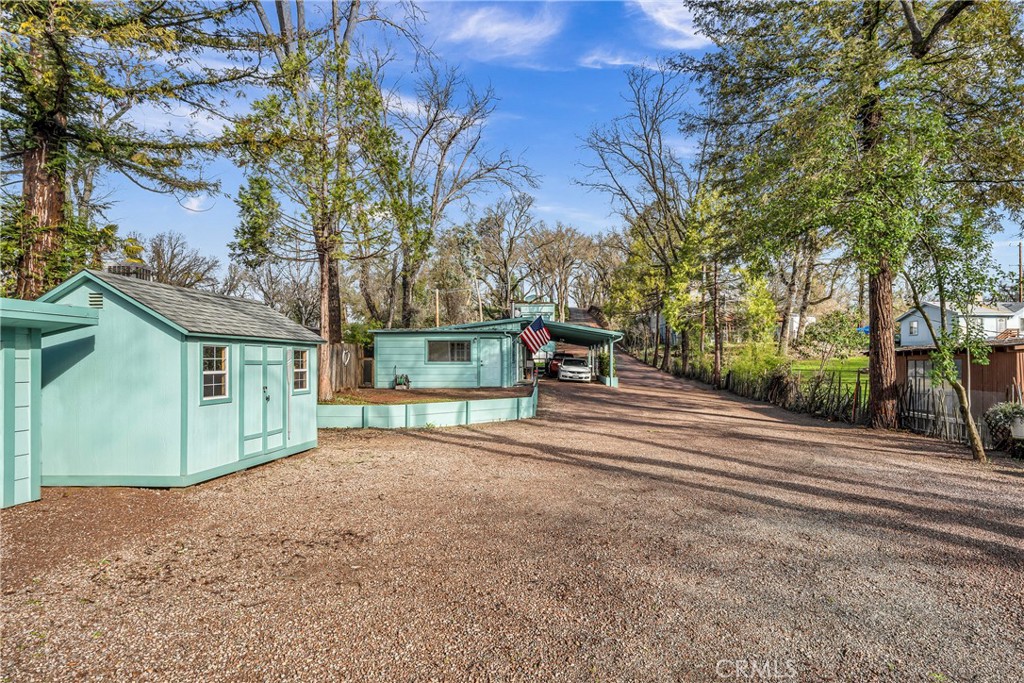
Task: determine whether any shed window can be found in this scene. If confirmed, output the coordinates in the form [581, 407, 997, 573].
[202, 345, 229, 399]
[427, 340, 470, 363]
[293, 349, 309, 391]
[909, 321, 919, 336]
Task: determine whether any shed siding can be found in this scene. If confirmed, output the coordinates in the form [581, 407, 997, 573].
[373, 333, 514, 389]
[185, 341, 318, 475]
[41, 280, 183, 480]
[2, 328, 41, 507]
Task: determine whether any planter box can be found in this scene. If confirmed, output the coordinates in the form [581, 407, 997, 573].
[317, 384, 539, 430]
[1011, 417, 1024, 439]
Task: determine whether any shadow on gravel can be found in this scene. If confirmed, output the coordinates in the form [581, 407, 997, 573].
[406, 426, 1024, 565]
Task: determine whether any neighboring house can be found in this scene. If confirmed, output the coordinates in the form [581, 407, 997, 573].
[370, 317, 623, 389]
[512, 300, 556, 321]
[33, 269, 323, 492]
[895, 338, 1024, 432]
[896, 301, 1024, 346]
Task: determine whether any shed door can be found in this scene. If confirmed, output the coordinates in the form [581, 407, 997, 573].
[241, 345, 287, 458]
[479, 339, 502, 387]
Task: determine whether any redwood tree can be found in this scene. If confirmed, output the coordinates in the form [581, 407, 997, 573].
[1, 0, 255, 298]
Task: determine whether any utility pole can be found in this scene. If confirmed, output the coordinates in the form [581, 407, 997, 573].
[476, 279, 484, 321]
[1018, 241, 1022, 303]
[434, 288, 440, 327]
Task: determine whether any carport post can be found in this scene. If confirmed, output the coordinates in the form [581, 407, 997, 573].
[608, 340, 614, 381]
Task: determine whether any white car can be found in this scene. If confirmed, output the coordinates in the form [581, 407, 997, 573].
[557, 357, 592, 382]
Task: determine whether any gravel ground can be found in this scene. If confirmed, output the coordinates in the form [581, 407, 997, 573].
[1, 355, 1022, 682]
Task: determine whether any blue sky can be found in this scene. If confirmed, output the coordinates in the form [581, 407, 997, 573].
[107, 1, 1021, 276]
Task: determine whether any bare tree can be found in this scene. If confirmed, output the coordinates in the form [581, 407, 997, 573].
[127, 231, 220, 289]
[384, 62, 535, 327]
[475, 194, 543, 318]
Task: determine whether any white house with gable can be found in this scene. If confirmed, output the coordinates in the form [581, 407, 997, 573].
[896, 301, 1024, 346]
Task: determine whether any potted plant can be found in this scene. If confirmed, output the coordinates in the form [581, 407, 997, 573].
[394, 373, 411, 390]
[983, 402, 1024, 457]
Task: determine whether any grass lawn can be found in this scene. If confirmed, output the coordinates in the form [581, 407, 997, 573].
[791, 355, 868, 388]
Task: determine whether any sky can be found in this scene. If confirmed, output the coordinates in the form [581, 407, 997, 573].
[106, 0, 1022, 277]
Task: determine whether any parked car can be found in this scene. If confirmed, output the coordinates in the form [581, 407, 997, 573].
[547, 352, 575, 377]
[558, 357, 592, 382]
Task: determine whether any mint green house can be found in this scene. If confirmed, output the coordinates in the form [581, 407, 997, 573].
[1, 299, 98, 507]
[35, 270, 323, 489]
[371, 317, 622, 389]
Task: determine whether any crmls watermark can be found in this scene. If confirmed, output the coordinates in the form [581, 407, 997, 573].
[715, 657, 798, 679]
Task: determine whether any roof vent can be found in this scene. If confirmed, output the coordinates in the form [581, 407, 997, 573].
[88, 292, 104, 308]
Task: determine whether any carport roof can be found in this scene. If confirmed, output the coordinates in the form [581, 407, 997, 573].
[442, 317, 624, 346]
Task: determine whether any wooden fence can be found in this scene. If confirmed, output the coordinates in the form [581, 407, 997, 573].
[327, 343, 370, 391]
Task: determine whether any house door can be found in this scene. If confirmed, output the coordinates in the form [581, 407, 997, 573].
[479, 339, 502, 387]
[242, 345, 287, 458]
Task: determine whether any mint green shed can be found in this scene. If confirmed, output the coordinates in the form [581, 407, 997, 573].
[1, 299, 98, 507]
[370, 317, 623, 389]
[36, 270, 323, 488]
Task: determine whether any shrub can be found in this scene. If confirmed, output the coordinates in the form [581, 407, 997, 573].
[983, 402, 1024, 457]
[597, 351, 615, 377]
[726, 342, 787, 377]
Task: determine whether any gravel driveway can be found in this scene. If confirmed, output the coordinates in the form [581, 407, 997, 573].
[2, 355, 1022, 682]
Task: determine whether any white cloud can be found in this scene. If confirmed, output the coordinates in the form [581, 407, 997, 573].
[443, 4, 565, 60]
[181, 195, 213, 213]
[630, 1, 712, 50]
[578, 48, 647, 70]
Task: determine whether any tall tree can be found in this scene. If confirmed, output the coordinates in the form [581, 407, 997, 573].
[1, 0, 255, 298]
[385, 63, 534, 327]
[232, 0, 419, 399]
[684, 0, 1024, 428]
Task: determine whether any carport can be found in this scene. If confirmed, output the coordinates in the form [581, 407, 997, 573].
[536, 320, 624, 387]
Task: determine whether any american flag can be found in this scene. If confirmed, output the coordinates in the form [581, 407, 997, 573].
[518, 316, 551, 354]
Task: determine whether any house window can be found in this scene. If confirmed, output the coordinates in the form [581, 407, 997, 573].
[996, 318, 1007, 333]
[909, 321, 919, 336]
[293, 349, 309, 391]
[427, 340, 471, 363]
[202, 345, 228, 399]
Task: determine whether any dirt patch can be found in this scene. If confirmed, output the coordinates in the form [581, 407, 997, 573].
[323, 384, 534, 405]
[1, 487, 195, 592]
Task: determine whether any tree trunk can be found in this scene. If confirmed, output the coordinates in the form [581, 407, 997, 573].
[661, 328, 671, 373]
[400, 264, 414, 328]
[867, 260, 897, 428]
[777, 253, 800, 355]
[795, 251, 816, 343]
[652, 310, 661, 369]
[951, 380, 987, 463]
[712, 261, 723, 388]
[16, 128, 67, 300]
[679, 327, 689, 375]
[317, 246, 334, 401]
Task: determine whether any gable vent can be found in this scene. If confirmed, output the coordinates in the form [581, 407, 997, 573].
[88, 292, 104, 309]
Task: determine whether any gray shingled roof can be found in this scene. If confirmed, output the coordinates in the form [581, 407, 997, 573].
[88, 270, 323, 343]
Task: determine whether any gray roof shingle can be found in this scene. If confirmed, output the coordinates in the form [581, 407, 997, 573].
[88, 270, 323, 344]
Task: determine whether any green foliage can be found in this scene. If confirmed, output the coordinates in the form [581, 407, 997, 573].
[597, 351, 615, 378]
[2, 1, 256, 294]
[801, 311, 868, 371]
[735, 270, 776, 343]
[726, 342, 787, 377]
[342, 322, 379, 346]
[231, 176, 281, 269]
